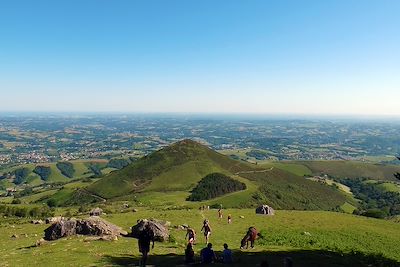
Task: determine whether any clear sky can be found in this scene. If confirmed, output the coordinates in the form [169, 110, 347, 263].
[0, 0, 399, 116]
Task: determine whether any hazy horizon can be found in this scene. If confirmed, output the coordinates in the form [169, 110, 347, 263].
[1, 1, 399, 115]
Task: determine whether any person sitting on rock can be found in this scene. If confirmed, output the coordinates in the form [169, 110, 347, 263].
[200, 243, 216, 264]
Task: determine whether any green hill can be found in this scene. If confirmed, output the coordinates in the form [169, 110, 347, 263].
[85, 140, 349, 211]
[87, 139, 255, 198]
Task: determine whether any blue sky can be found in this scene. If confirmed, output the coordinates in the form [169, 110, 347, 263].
[0, 0, 399, 115]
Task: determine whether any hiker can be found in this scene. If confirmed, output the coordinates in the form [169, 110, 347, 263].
[227, 214, 232, 224]
[185, 243, 195, 264]
[240, 227, 258, 249]
[185, 227, 196, 244]
[218, 208, 223, 219]
[221, 243, 233, 264]
[201, 219, 212, 244]
[138, 231, 154, 267]
[200, 243, 217, 264]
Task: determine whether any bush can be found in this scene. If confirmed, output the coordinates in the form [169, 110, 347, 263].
[187, 173, 246, 201]
[107, 158, 130, 169]
[47, 199, 57, 207]
[11, 198, 22, 204]
[15, 187, 33, 197]
[56, 162, 75, 178]
[14, 168, 30, 184]
[33, 166, 51, 181]
[89, 164, 102, 178]
[362, 209, 387, 219]
[0, 205, 54, 218]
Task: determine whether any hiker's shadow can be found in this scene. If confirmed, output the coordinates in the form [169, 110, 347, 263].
[103, 255, 136, 266]
[103, 253, 183, 266]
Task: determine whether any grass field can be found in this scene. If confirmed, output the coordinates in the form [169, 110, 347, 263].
[0, 209, 399, 266]
[297, 161, 400, 181]
[376, 182, 400, 193]
[0, 159, 111, 187]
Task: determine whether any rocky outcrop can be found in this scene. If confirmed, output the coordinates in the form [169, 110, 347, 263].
[131, 219, 169, 242]
[44, 216, 127, 241]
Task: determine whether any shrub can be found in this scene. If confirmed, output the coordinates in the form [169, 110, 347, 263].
[47, 199, 57, 207]
[13, 168, 30, 184]
[11, 198, 22, 204]
[187, 173, 246, 201]
[56, 162, 75, 178]
[33, 166, 51, 181]
[107, 158, 130, 169]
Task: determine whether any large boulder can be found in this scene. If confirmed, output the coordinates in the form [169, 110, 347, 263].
[131, 219, 169, 242]
[44, 219, 77, 240]
[255, 205, 275, 215]
[89, 207, 103, 216]
[44, 217, 127, 241]
[76, 216, 127, 236]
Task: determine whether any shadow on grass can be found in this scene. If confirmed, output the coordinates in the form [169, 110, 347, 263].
[102, 249, 400, 267]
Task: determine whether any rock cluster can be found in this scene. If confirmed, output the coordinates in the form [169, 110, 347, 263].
[44, 216, 127, 241]
[130, 219, 169, 242]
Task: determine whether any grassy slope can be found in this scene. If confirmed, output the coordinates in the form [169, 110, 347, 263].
[376, 182, 400, 193]
[298, 160, 400, 181]
[240, 168, 348, 210]
[86, 140, 348, 211]
[87, 140, 255, 199]
[261, 162, 313, 176]
[0, 160, 107, 187]
[0, 209, 399, 266]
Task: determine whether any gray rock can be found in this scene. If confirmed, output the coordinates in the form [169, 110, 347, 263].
[43, 217, 127, 241]
[131, 219, 169, 242]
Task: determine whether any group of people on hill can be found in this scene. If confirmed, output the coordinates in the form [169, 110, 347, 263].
[185, 242, 233, 264]
[182, 216, 258, 265]
[136, 210, 259, 266]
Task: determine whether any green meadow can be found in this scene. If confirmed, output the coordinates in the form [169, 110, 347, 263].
[1, 208, 399, 266]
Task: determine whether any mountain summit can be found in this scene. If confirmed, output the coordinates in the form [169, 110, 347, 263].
[86, 139, 252, 198]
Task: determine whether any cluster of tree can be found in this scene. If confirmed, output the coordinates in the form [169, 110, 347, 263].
[0, 204, 54, 218]
[245, 150, 269, 160]
[33, 166, 51, 181]
[56, 162, 75, 178]
[339, 178, 400, 218]
[14, 187, 33, 198]
[89, 164, 102, 178]
[107, 158, 130, 169]
[13, 168, 30, 184]
[187, 173, 246, 201]
[395, 156, 400, 180]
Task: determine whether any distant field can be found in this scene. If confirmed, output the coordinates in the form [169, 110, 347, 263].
[261, 162, 312, 176]
[296, 160, 400, 181]
[0, 209, 399, 266]
[376, 182, 400, 193]
[306, 177, 352, 195]
[0, 159, 112, 187]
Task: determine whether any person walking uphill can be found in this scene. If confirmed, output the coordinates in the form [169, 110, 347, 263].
[138, 231, 154, 267]
[186, 227, 196, 244]
[201, 219, 212, 244]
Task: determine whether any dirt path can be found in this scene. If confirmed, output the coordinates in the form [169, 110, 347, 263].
[235, 167, 274, 175]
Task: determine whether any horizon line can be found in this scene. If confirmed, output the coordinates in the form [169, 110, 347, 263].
[1, 111, 400, 119]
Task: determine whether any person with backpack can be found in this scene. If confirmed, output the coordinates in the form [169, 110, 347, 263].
[201, 219, 212, 244]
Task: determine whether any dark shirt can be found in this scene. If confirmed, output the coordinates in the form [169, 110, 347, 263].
[201, 247, 215, 264]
